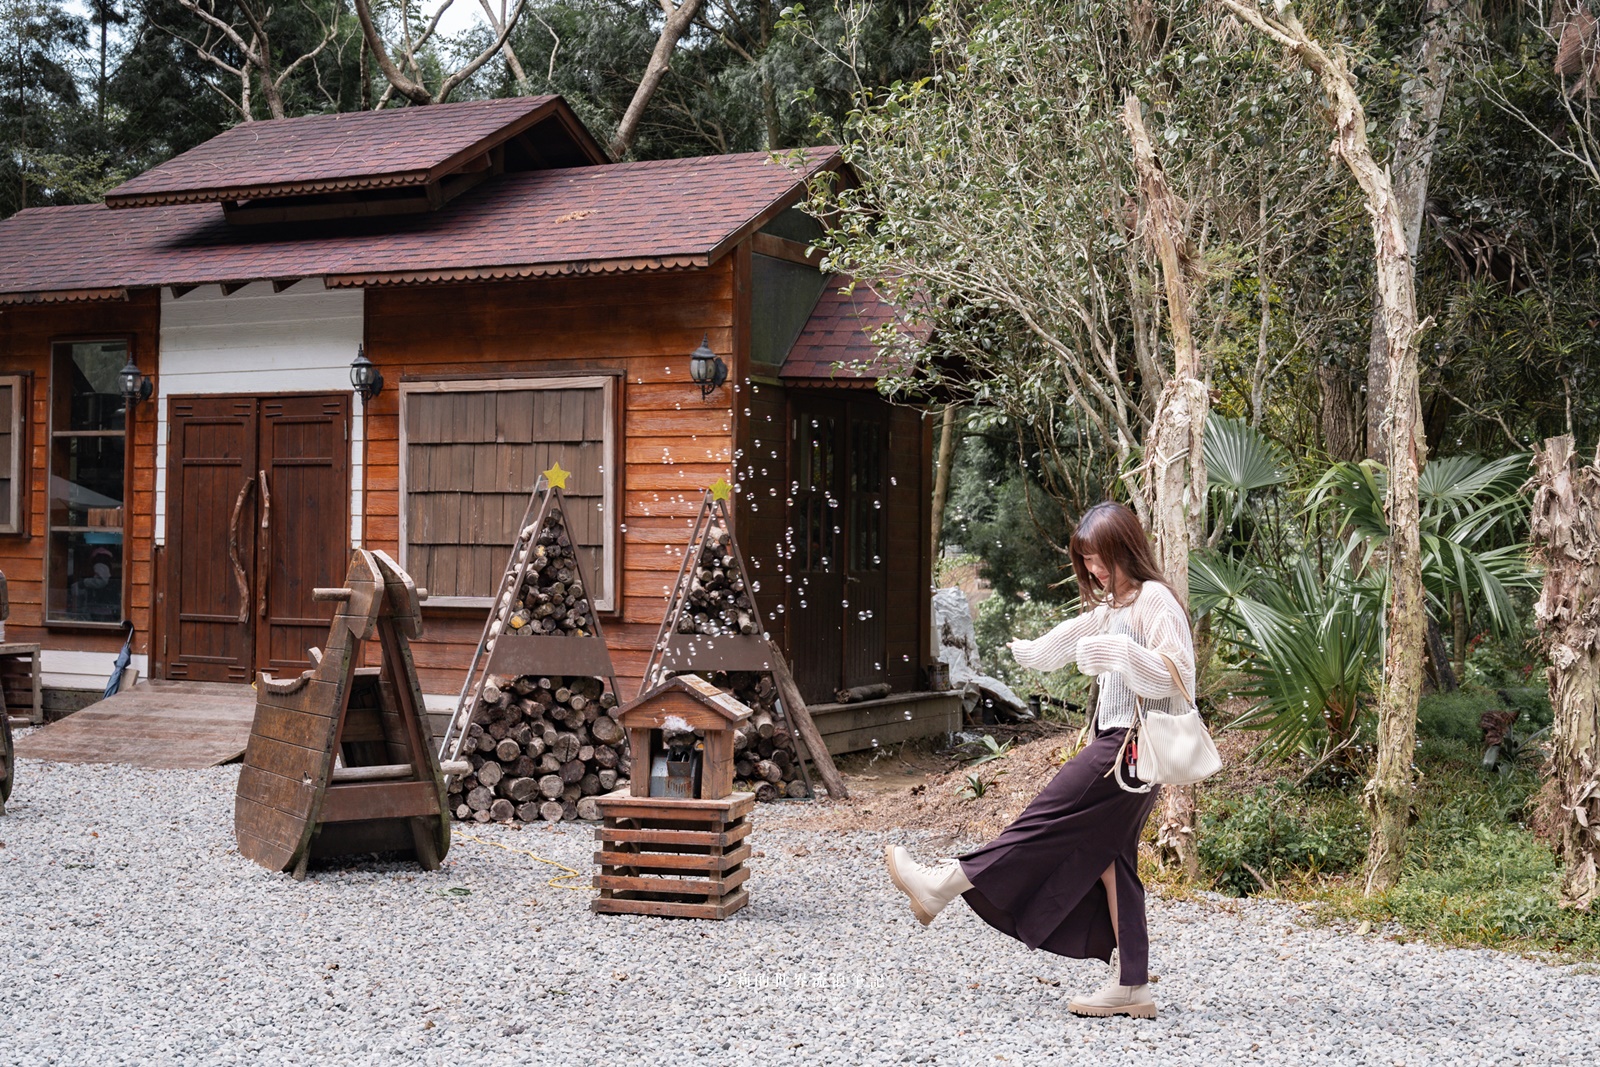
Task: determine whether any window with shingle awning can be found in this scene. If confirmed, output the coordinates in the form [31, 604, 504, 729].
[399, 377, 616, 610]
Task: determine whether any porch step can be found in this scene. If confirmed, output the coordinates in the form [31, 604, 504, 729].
[14, 680, 257, 769]
[807, 690, 962, 756]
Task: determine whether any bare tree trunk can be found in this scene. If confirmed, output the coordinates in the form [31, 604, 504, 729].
[1365, 0, 1460, 460]
[1123, 93, 1207, 881]
[930, 404, 958, 570]
[1221, 1, 1429, 897]
[1317, 360, 1363, 462]
[609, 0, 707, 159]
[1531, 435, 1600, 910]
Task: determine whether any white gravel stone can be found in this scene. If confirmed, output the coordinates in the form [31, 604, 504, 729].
[1, 753, 1597, 1066]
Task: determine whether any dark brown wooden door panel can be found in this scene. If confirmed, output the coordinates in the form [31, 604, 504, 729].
[167, 397, 257, 683]
[257, 395, 350, 675]
[166, 394, 349, 682]
[788, 399, 845, 702]
[843, 410, 889, 688]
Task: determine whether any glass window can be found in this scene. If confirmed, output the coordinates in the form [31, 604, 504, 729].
[48, 341, 128, 625]
[0, 375, 24, 535]
[400, 377, 617, 610]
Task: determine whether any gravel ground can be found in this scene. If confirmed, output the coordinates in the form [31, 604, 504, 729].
[2, 753, 1598, 1067]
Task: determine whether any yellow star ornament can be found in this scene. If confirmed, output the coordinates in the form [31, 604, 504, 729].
[543, 462, 572, 490]
[709, 477, 733, 502]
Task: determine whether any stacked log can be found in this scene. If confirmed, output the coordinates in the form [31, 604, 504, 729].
[503, 508, 595, 637]
[705, 670, 810, 802]
[675, 522, 760, 637]
[449, 504, 625, 824]
[447, 673, 628, 823]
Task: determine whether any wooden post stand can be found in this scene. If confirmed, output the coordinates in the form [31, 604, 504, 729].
[233, 549, 454, 879]
[592, 674, 754, 919]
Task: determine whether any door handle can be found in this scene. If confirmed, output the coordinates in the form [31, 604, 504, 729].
[227, 475, 255, 625]
[258, 470, 270, 620]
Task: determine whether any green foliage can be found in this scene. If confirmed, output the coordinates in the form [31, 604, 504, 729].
[1308, 454, 1538, 636]
[959, 773, 989, 799]
[1204, 412, 1289, 544]
[1194, 550, 1385, 762]
[1198, 786, 1367, 896]
[962, 734, 1012, 765]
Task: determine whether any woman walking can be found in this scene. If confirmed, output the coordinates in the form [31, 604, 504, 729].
[885, 501, 1195, 1019]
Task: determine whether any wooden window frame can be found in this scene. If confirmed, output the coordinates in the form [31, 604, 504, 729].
[0, 373, 27, 536]
[45, 336, 135, 630]
[398, 374, 619, 612]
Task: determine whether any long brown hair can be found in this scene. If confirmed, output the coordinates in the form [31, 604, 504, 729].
[1069, 501, 1179, 613]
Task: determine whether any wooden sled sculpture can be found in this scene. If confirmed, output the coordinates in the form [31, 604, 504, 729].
[234, 549, 460, 878]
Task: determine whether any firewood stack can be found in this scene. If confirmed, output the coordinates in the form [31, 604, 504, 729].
[676, 523, 760, 637]
[701, 670, 810, 801]
[447, 673, 628, 823]
[446, 505, 629, 823]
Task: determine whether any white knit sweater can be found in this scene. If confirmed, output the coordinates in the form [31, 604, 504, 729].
[1009, 582, 1196, 730]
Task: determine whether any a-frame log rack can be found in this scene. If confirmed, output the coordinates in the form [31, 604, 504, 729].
[234, 549, 459, 879]
[640, 486, 849, 801]
[438, 471, 620, 773]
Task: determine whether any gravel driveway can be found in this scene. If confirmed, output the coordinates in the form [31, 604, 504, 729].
[2, 755, 1596, 1066]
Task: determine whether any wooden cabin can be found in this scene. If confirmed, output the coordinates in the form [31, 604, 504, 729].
[0, 96, 955, 749]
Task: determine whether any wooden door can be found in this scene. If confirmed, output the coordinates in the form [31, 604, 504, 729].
[788, 398, 845, 702]
[256, 394, 350, 675]
[166, 394, 349, 682]
[166, 397, 258, 683]
[842, 407, 889, 688]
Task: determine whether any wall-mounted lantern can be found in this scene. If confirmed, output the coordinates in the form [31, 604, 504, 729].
[350, 344, 384, 403]
[688, 333, 726, 401]
[119, 357, 153, 409]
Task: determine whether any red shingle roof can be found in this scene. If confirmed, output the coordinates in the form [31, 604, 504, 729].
[781, 275, 924, 386]
[104, 97, 603, 208]
[0, 148, 840, 302]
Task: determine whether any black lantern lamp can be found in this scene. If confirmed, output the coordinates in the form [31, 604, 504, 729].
[688, 333, 726, 401]
[119, 357, 152, 409]
[350, 343, 384, 403]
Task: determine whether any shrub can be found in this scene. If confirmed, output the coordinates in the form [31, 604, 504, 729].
[1198, 786, 1366, 896]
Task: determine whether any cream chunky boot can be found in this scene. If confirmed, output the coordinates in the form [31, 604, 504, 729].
[885, 845, 973, 925]
[1068, 977, 1157, 1019]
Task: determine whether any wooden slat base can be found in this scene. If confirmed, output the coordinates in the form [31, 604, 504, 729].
[591, 789, 754, 920]
[591, 887, 749, 920]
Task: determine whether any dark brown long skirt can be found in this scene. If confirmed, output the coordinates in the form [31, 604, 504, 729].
[955, 727, 1161, 985]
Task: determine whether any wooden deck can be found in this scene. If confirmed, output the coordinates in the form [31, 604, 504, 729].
[808, 690, 963, 756]
[15, 681, 257, 769]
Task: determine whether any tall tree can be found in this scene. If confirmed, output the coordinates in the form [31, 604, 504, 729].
[1532, 435, 1600, 910]
[1221, 0, 1430, 896]
[87, 0, 127, 122]
[609, 0, 705, 158]
[352, 0, 527, 105]
[0, 0, 88, 217]
[166, 0, 345, 119]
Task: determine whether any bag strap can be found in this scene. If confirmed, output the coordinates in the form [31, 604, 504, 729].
[1105, 724, 1151, 793]
[1132, 650, 1194, 713]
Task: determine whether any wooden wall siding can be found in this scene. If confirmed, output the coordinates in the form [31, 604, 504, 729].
[363, 265, 736, 698]
[156, 280, 365, 548]
[0, 291, 160, 671]
[735, 378, 789, 651]
[402, 385, 607, 603]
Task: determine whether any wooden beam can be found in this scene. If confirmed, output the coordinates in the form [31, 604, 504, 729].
[751, 231, 825, 268]
[271, 279, 299, 293]
[220, 281, 251, 296]
[167, 285, 198, 299]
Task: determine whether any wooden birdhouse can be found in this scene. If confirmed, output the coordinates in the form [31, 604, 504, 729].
[618, 674, 750, 801]
[592, 675, 756, 919]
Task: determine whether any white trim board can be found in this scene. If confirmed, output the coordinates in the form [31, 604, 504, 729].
[40, 648, 151, 690]
[156, 279, 366, 547]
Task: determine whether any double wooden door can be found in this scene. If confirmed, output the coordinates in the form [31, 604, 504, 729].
[166, 394, 351, 683]
[787, 396, 889, 702]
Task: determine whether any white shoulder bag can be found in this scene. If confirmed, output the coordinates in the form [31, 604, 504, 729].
[1112, 653, 1222, 793]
